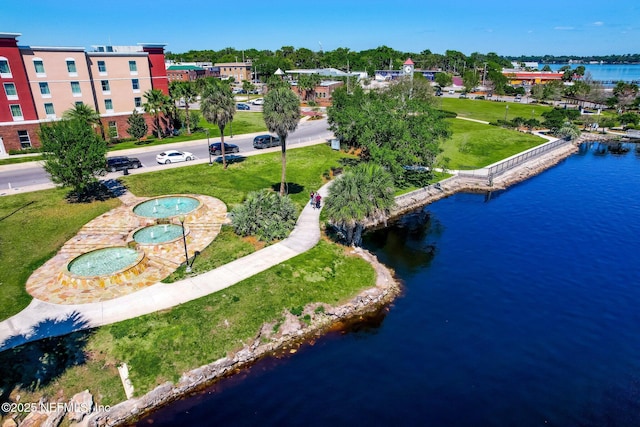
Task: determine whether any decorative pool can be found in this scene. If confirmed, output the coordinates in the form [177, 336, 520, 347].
[134, 224, 184, 244]
[67, 247, 142, 276]
[133, 196, 200, 218]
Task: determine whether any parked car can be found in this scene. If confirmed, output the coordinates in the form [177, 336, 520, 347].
[435, 89, 443, 96]
[237, 103, 250, 110]
[106, 156, 142, 172]
[448, 89, 455, 94]
[253, 134, 281, 149]
[515, 94, 522, 102]
[459, 92, 467, 98]
[252, 98, 265, 105]
[156, 150, 194, 164]
[209, 142, 240, 155]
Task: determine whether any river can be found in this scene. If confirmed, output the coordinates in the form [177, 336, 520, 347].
[540, 63, 640, 82]
[135, 142, 640, 426]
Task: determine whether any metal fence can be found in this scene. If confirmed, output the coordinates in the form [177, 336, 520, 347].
[458, 137, 572, 181]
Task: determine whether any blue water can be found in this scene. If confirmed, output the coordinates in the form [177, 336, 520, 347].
[540, 63, 640, 82]
[136, 142, 640, 426]
[133, 196, 199, 218]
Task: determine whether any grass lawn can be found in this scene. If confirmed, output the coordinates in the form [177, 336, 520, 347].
[122, 143, 350, 210]
[0, 189, 121, 320]
[438, 98, 552, 123]
[440, 119, 547, 170]
[6, 240, 375, 405]
[0, 155, 44, 166]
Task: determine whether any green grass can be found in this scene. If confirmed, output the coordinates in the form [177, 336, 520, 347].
[438, 98, 552, 123]
[12, 240, 375, 404]
[122, 144, 352, 210]
[162, 225, 257, 283]
[0, 189, 121, 319]
[440, 119, 547, 170]
[0, 155, 44, 166]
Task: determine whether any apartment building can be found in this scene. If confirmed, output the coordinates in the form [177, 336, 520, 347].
[0, 32, 168, 153]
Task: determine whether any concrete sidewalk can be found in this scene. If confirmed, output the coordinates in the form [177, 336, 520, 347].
[0, 184, 329, 351]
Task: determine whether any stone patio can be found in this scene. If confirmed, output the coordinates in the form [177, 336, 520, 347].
[25, 194, 228, 304]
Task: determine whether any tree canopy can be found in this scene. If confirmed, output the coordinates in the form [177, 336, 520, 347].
[39, 118, 107, 200]
[325, 163, 396, 246]
[200, 81, 236, 169]
[327, 83, 450, 187]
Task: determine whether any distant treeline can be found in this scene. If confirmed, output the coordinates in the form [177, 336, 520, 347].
[507, 54, 640, 64]
[165, 46, 640, 81]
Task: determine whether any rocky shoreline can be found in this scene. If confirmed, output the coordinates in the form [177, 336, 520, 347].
[6, 135, 611, 427]
[77, 248, 401, 427]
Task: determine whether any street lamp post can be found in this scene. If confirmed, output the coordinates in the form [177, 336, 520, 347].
[505, 104, 509, 121]
[206, 129, 211, 165]
[179, 216, 191, 273]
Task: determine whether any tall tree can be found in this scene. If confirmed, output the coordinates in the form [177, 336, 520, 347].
[170, 80, 198, 134]
[263, 86, 301, 195]
[200, 82, 236, 169]
[325, 163, 395, 246]
[39, 118, 107, 200]
[143, 89, 170, 139]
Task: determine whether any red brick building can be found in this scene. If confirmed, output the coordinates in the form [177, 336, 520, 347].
[0, 32, 168, 153]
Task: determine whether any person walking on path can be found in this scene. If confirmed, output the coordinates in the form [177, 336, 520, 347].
[310, 191, 316, 207]
[315, 193, 322, 209]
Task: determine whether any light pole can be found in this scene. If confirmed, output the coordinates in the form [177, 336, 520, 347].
[206, 129, 211, 165]
[179, 215, 191, 273]
[505, 104, 509, 121]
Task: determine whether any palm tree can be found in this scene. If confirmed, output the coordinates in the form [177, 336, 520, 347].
[62, 103, 104, 138]
[170, 81, 198, 134]
[325, 163, 396, 246]
[200, 82, 235, 169]
[143, 89, 169, 139]
[263, 86, 301, 195]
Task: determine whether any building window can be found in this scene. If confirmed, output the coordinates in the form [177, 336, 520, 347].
[3, 83, 17, 100]
[129, 60, 138, 73]
[98, 60, 107, 73]
[33, 59, 45, 75]
[0, 58, 11, 76]
[70, 81, 81, 96]
[75, 101, 84, 107]
[131, 78, 140, 91]
[66, 59, 77, 74]
[134, 97, 142, 108]
[101, 80, 110, 93]
[39, 82, 51, 97]
[104, 99, 113, 111]
[44, 102, 55, 117]
[10, 104, 23, 120]
[108, 121, 118, 138]
[18, 130, 31, 149]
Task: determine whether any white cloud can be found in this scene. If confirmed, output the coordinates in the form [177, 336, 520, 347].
[554, 26, 575, 30]
[592, 21, 604, 26]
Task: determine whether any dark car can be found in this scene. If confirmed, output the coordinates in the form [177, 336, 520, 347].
[209, 142, 240, 155]
[253, 134, 281, 149]
[237, 103, 250, 110]
[106, 156, 142, 172]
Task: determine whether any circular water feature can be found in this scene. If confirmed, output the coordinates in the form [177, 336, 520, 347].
[133, 196, 200, 218]
[68, 247, 141, 277]
[134, 224, 184, 244]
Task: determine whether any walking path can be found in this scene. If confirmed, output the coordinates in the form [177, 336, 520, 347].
[0, 185, 330, 351]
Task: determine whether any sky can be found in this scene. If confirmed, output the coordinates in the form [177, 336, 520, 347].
[1, 0, 638, 57]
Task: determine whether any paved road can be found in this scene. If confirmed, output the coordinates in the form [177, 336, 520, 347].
[0, 117, 333, 194]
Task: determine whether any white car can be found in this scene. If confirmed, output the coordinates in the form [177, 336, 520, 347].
[156, 150, 194, 164]
[251, 98, 265, 105]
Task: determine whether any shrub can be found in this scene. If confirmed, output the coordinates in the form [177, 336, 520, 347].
[230, 189, 297, 242]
